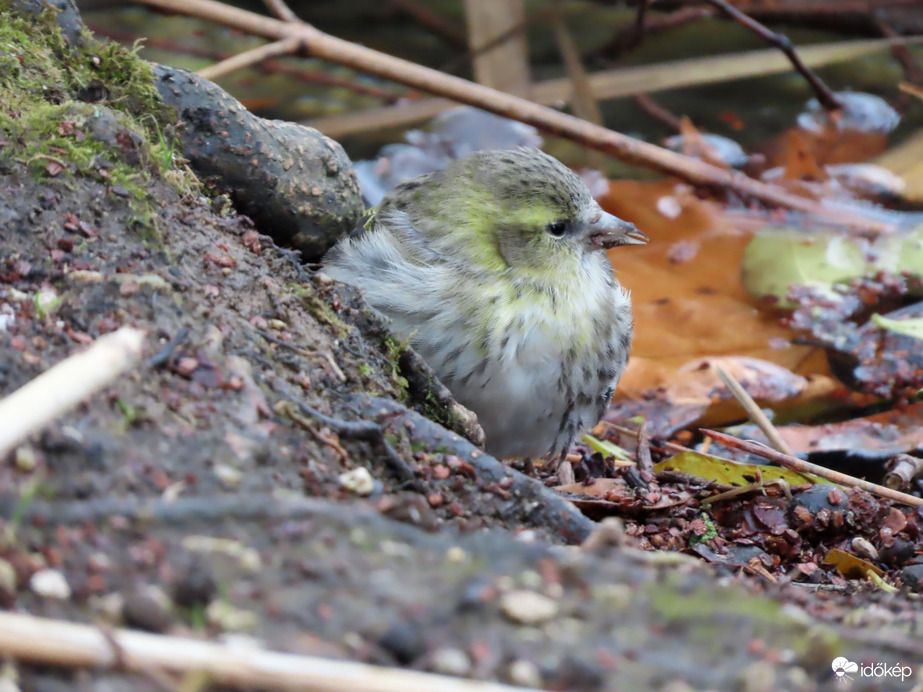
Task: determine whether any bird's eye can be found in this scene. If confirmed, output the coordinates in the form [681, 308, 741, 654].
[547, 221, 568, 237]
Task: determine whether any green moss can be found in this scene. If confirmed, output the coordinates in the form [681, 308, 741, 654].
[294, 284, 350, 336]
[0, 3, 199, 240]
[380, 332, 410, 399]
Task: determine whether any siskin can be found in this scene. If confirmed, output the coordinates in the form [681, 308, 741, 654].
[324, 148, 647, 461]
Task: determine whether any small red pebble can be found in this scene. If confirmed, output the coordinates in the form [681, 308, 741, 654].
[432, 464, 450, 480]
[174, 357, 199, 377]
[427, 493, 444, 508]
[10, 336, 26, 351]
[57, 238, 73, 252]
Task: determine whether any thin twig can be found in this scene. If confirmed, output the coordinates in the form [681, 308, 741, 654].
[146, 326, 189, 369]
[702, 0, 843, 112]
[296, 401, 423, 491]
[390, 0, 467, 48]
[702, 429, 923, 507]
[635, 421, 653, 474]
[629, 0, 650, 50]
[129, 0, 896, 232]
[714, 365, 794, 456]
[591, 5, 714, 59]
[88, 25, 400, 99]
[598, 421, 725, 461]
[0, 328, 144, 458]
[252, 328, 346, 382]
[284, 402, 349, 462]
[262, 0, 298, 23]
[198, 36, 302, 81]
[876, 16, 923, 87]
[633, 93, 683, 131]
[551, 0, 602, 126]
[304, 36, 918, 147]
[0, 611, 536, 692]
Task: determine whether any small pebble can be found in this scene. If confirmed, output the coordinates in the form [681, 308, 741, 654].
[13, 446, 37, 473]
[508, 659, 542, 688]
[29, 569, 71, 600]
[338, 467, 374, 496]
[431, 647, 471, 677]
[213, 463, 243, 488]
[445, 546, 467, 563]
[499, 590, 558, 624]
[122, 588, 174, 633]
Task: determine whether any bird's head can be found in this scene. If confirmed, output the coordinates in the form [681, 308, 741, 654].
[385, 148, 647, 276]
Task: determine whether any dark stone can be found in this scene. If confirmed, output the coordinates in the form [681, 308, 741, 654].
[378, 621, 427, 665]
[122, 590, 174, 633]
[152, 65, 364, 261]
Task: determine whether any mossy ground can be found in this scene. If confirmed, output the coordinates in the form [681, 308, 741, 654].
[0, 3, 198, 228]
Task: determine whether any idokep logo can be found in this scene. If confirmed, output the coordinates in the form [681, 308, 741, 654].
[831, 657, 913, 684]
[832, 658, 858, 682]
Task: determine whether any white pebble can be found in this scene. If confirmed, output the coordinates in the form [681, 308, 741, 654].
[338, 467, 374, 496]
[499, 590, 558, 624]
[29, 569, 71, 600]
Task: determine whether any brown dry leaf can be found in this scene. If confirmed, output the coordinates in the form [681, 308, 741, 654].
[760, 124, 888, 171]
[605, 356, 840, 436]
[600, 180, 830, 398]
[780, 129, 827, 182]
[776, 402, 923, 458]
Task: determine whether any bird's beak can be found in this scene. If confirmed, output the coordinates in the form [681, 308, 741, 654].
[587, 211, 649, 249]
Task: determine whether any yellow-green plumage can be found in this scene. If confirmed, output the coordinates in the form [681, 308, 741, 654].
[324, 148, 646, 459]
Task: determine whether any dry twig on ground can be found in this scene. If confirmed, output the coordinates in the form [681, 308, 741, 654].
[0, 327, 144, 458]
[0, 611, 537, 692]
[702, 429, 923, 507]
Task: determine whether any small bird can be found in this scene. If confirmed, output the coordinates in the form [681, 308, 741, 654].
[324, 148, 647, 461]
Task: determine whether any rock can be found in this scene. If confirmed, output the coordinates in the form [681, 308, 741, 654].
[153, 65, 364, 261]
[499, 590, 558, 625]
[900, 563, 923, 591]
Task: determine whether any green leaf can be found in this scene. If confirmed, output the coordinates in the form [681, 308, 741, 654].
[582, 434, 633, 462]
[741, 225, 923, 308]
[871, 313, 923, 341]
